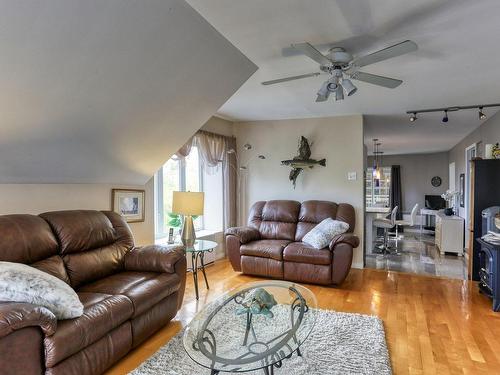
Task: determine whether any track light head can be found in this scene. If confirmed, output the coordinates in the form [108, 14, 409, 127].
[479, 107, 487, 120]
[442, 110, 449, 123]
[409, 113, 417, 122]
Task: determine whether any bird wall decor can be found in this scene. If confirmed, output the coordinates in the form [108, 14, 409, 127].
[281, 136, 326, 188]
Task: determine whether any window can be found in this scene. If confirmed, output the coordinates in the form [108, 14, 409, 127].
[155, 146, 203, 238]
[155, 146, 223, 239]
[365, 167, 391, 208]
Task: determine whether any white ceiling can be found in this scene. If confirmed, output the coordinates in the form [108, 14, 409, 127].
[187, 0, 500, 154]
[0, 0, 257, 184]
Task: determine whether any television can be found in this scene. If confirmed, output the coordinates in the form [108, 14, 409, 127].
[425, 195, 446, 210]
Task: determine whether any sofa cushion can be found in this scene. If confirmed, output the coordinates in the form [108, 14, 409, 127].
[31, 255, 71, 284]
[0, 262, 83, 320]
[295, 201, 338, 241]
[78, 272, 180, 318]
[283, 242, 332, 265]
[62, 243, 130, 288]
[44, 292, 133, 367]
[39, 211, 135, 288]
[0, 214, 59, 264]
[240, 240, 291, 261]
[40, 211, 117, 255]
[248, 201, 300, 241]
[302, 218, 349, 249]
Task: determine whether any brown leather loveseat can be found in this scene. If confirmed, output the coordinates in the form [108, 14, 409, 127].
[0, 210, 186, 375]
[226, 200, 359, 285]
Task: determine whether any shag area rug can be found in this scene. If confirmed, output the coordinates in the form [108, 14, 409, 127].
[130, 308, 392, 375]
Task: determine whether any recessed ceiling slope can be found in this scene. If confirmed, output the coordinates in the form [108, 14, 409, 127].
[187, 0, 500, 154]
[0, 0, 257, 184]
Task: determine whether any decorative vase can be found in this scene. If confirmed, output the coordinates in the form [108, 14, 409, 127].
[444, 208, 454, 216]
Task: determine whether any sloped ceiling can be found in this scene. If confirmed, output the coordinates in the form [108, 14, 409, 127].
[0, 0, 257, 184]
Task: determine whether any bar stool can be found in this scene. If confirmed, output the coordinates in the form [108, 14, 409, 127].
[373, 206, 398, 254]
[394, 203, 419, 239]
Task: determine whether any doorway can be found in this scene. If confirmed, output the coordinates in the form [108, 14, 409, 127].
[464, 143, 477, 248]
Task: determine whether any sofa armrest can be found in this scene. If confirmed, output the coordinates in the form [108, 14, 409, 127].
[225, 226, 261, 244]
[0, 302, 57, 339]
[329, 233, 360, 251]
[124, 244, 185, 274]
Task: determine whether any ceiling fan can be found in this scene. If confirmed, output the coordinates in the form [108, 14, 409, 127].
[262, 40, 418, 102]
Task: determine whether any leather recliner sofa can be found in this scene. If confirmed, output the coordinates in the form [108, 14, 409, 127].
[0, 210, 186, 375]
[226, 200, 359, 285]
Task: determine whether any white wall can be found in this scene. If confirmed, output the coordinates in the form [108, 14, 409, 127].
[233, 115, 365, 268]
[449, 109, 500, 219]
[0, 179, 154, 246]
[201, 116, 234, 137]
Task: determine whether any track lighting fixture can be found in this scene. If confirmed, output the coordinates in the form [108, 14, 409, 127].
[406, 103, 500, 123]
[442, 110, 449, 123]
[479, 107, 487, 120]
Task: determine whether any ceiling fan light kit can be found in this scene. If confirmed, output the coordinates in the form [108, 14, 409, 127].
[262, 40, 418, 102]
[406, 103, 500, 123]
[341, 78, 357, 96]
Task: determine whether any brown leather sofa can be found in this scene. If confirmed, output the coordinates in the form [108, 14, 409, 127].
[0, 210, 186, 375]
[226, 200, 359, 285]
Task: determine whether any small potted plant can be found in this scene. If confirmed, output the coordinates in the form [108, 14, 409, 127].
[441, 190, 459, 216]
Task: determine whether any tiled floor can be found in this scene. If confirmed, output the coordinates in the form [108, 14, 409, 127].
[365, 232, 467, 279]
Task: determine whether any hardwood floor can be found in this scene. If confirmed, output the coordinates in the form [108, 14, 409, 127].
[106, 259, 500, 375]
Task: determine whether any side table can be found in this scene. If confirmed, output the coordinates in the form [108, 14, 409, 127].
[185, 240, 218, 300]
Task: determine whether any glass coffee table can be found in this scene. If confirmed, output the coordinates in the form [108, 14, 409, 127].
[183, 280, 317, 374]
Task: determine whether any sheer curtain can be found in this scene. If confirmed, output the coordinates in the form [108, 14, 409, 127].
[174, 130, 237, 230]
[196, 130, 226, 173]
[174, 136, 194, 159]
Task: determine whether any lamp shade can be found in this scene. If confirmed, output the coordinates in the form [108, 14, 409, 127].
[172, 191, 204, 216]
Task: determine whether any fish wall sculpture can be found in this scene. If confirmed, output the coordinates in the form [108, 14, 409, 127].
[281, 136, 326, 188]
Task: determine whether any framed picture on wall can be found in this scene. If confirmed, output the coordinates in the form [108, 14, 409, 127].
[459, 173, 465, 208]
[112, 189, 145, 223]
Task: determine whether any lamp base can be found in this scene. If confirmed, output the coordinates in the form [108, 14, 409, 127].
[181, 215, 196, 247]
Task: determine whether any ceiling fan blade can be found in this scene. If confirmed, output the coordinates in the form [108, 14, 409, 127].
[316, 94, 328, 102]
[353, 40, 418, 67]
[261, 72, 320, 86]
[352, 71, 402, 88]
[291, 42, 331, 66]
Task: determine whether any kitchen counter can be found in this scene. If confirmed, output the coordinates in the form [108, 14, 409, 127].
[366, 206, 391, 213]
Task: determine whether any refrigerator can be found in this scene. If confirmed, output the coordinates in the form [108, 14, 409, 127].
[469, 159, 500, 280]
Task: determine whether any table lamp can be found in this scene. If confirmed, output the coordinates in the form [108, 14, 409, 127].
[172, 191, 204, 247]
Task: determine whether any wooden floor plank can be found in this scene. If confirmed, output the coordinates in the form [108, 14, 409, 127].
[106, 260, 500, 375]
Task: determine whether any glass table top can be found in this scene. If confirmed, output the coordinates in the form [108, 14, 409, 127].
[183, 280, 317, 373]
[185, 240, 218, 253]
